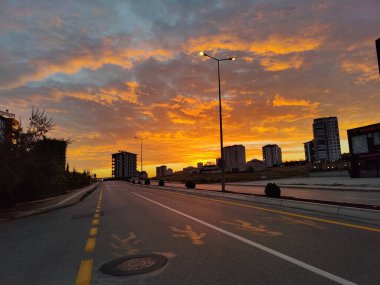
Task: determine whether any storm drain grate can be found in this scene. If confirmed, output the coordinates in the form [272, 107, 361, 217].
[100, 254, 168, 276]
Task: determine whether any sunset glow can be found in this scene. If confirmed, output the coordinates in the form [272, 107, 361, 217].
[1, 1, 379, 177]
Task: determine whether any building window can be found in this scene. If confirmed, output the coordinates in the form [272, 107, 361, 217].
[352, 134, 368, 154]
[374, 132, 380, 146]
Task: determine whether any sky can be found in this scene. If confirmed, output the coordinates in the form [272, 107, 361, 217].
[0, 0, 379, 177]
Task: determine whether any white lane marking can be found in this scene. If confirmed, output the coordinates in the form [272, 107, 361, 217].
[36, 184, 98, 211]
[132, 192, 356, 285]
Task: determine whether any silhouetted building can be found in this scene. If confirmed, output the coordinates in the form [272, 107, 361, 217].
[166, 168, 173, 176]
[313, 117, 341, 162]
[304, 140, 315, 164]
[247, 159, 266, 172]
[112, 151, 137, 178]
[376, 38, 380, 74]
[138, 171, 148, 179]
[0, 110, 20, 144]
[156, 165, 167, 177]
[183, 166, 197, 173]
[197, 162, 203, 169]
[262, 144, 282, 167]
[34, 139, 67, 174]
[223, 144, 246, 172]
[348, 123, 380, 177]
[200, 165, 221, 174]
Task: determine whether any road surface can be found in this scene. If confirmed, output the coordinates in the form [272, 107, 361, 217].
[1, 181, 379, 285]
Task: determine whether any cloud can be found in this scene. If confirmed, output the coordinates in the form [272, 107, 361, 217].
[260, 55, 304, 71]
[0, 0, 379, 176]
[272, 95, 320, 109]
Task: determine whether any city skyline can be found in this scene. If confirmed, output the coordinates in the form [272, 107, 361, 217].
[1, 1, 379, 177]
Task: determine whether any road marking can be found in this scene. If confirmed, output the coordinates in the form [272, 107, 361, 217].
[75, 259, 93, 285]
[133, 192, 356, 285]
[163, 190, 380, 233]
[84, 237, 96, 253]
[89, 227, 98, 236]
[75, 185, 103, 285]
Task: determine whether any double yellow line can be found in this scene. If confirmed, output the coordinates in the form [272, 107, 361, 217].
[75, 188, 103, 285]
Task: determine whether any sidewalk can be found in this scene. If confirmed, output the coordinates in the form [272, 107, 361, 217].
[0, 183, 99, 223]
[229, 177, 380, 192]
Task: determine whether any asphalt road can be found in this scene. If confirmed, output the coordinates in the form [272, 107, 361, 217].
[1, 181, 379, 285]
[165, 182, 380, 206]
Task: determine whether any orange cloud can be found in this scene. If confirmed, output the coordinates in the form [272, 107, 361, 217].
[186, 25, 325, 56]
[272, 94, 320, 108]
[260, 55, 304, 71]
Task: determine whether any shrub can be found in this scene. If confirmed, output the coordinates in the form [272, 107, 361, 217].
[185, 180, 196, 189]
[264, 183, 281, 198]
[158, 179, 165, 186]
[144, 179, 151, 185]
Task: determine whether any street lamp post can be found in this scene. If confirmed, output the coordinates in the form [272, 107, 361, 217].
[199, 51, 235, 192]
[134, 136, 148, 179]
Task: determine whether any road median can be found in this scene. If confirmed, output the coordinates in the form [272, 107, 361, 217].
[131, 182, 380, 226]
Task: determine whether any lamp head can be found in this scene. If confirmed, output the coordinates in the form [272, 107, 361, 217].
[199, 51, 207, 56]
[230, 57, 236, 61]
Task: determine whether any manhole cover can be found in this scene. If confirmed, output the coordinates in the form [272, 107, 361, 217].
[100, 254, 168, 276]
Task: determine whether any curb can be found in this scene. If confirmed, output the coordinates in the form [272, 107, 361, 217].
[132, 183, 380, 226]
[226, 183, 380, 192]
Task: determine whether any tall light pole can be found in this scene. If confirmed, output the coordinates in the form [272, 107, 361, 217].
[199, 51, 235, 192]
[134, 136, 148, 179]
[376, 38, 380, 74]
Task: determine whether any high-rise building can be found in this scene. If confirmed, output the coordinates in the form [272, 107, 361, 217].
[304, 140, 315, 164]
[112, 151, 137, 178]
[223, 144, 246, 172]
[262, 144, 282, 167]
[156, 165, 167, 177]
[313, 117, 341, 162]
[0, 110, 20, 144]
[197, 162, 203, 169]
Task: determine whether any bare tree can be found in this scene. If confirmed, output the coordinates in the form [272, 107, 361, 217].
[28, 107, 55, 141]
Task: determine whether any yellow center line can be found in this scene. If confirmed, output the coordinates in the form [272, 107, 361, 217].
[75, 259, 93, 285]
[75, 187, 103, 285]
[84, 237, 96, 253]
[162, 190, 380, 233]
[89, 227, 98, 236]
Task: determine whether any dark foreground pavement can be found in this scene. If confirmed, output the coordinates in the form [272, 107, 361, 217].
[1, 181, 379, 285]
